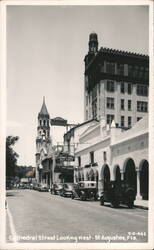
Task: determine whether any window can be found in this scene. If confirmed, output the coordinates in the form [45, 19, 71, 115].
[121, 99, 125, 110]
[40, 120, 42, 126]
[117, 64, 124, 75]
[92, 99, 97, 118]
[128, 116, 132, 127]
[86, 95, 88, 105]
[128, 83, 132, 94]
[137, 85, 148, 96]
[137, 101, 148, 112]
[144, 67, 149, 80]
[107, 80, 114, 92]
[121, 116, 125, 127]
[86, 110, 88, 120]
[106, 62, 115, 74]
[107, 97, 114, 109]
[78, 156, 81, 167]
[120, 82, 125, 93]
[107, 114, 114, 125]
[90, 151, 94, 164]
[128, 65, 134, 77]
[137, 117, 142, 122]
[139, 66, 144, 79]
[128, 100, 132, 111]
[43, 120, 46, 126]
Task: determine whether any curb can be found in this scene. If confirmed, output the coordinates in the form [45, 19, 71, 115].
[134, 204, 148, 210]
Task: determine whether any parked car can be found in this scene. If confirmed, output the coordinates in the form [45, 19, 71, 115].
[37, 184, 49, 192]
[51, 183, 63, 195]
[71, 181, 98, 201]
[60, 183, 75, 197]
[100, 180, 136, 208]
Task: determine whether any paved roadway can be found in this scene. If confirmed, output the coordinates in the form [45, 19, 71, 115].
[6, 189, 148, 243]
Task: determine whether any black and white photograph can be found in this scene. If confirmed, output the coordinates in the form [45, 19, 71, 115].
[1, 0, 154, 249]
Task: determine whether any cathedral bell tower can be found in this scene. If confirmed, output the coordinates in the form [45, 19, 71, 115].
[35, 97, 51, 182]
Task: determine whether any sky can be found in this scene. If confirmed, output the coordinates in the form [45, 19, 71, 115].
[6, 4, 149, 167]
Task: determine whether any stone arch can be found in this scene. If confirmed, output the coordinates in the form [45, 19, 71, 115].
[123, 158, 137, 194]
[86, 172, 90, 181]
[100, 164, 110, 191]
[139, 159, 149, 200]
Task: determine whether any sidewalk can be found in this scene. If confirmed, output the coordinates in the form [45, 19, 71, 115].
[134, 199, 148, 210]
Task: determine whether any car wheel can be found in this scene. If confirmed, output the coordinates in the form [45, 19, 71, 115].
[111, 201, 119, 208]
[100, 197, 104, 206]
[127, 201, 134, 208]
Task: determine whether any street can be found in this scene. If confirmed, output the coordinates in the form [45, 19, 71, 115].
[6, 189, 148, 243]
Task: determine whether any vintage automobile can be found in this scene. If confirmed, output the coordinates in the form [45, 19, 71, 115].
[100, 180, 136, 208]
[51, 183, 63, 195]
[60, 183, 75, 197]
[71, 181, 98, 201]
[37, 183, 49, 192]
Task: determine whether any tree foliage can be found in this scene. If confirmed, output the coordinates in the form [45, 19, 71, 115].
[6, 136, 19, 177]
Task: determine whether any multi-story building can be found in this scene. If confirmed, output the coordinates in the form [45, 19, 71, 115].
[84, 32, 149, 128]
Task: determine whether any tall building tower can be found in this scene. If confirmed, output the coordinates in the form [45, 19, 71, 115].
[35, 97, 51, 182]
[84, 33, 149, 128]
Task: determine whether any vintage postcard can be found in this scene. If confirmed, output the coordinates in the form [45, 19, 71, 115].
[0, 0, 154, 249]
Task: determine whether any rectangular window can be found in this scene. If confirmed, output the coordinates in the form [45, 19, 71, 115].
[106, 62, 115, 74]
[90, 151, 94, 164]
[92, 99, 97, 118]
[117, 64, 124, 75]
[137, 85, 148, 96]
[107, 80, 114, 92]
[137, 117, 142, 122]
[128, 116, 132, 127]
[121, 116, 125, 127]
[107, 97, 114, 109]
[137, 101, 148, 112]
[128, 100, 131, 111]
[78, 156, 81, 167]
[120, 82, 125, 94]
[121, 99, 125, 110]
[107, 114, 114, 125]
[128, 65, 134, 77]
[128, 83, 132, 94]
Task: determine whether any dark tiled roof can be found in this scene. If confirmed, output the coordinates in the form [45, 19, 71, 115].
[100, 47, 149, 59]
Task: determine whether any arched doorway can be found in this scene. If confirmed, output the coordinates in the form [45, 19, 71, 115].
[124, 159, 137, 194]
[140, 160, 149, 200]
[101, 164, 110, 191]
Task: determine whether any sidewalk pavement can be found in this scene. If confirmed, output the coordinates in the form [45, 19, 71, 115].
[134, 199, 148, 210]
